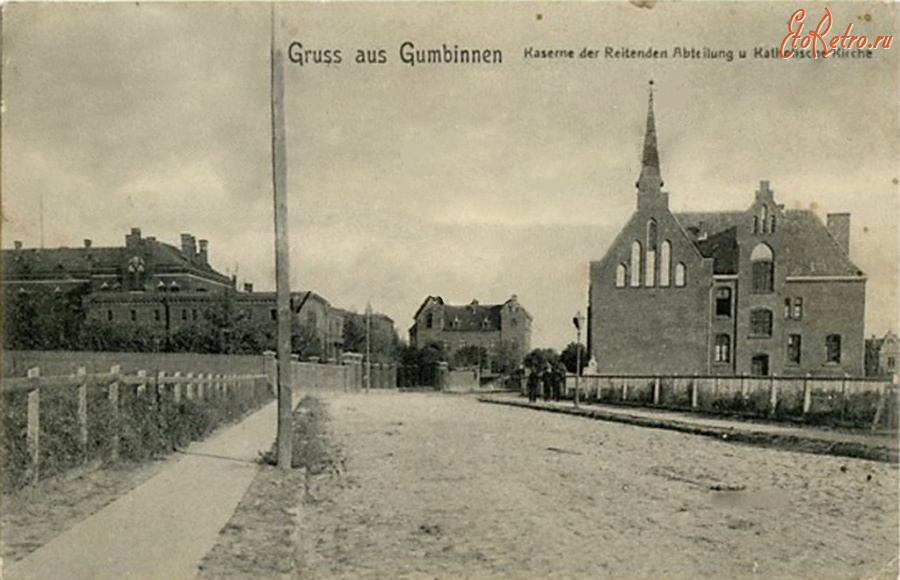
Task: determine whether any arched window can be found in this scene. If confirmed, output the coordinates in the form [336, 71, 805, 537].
[645, 249, 656, 287]
[716, 287, 732, 317]
[751, 243, 774, 294]
[674, 262, 686, 287]
[753, 216, 759, 234]
[750, 309, 773, 336]
[770, 214, 777, 233]
[759, 205, 768, 234]
[714, 334, 731, 363]
[645, 220, 658, 287]
[615, 264, 627, 288]
[659, 240, 671, 287]
[646, 219, 658, 251]
[426, 313, 433, 328]
[630, 241, 642, 287]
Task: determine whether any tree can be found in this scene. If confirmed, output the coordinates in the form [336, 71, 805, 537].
[523, 348, 559, 373]
[560, 342, 588, 375]
[451, 345, 488, 370]
[491, 339, 523, 375]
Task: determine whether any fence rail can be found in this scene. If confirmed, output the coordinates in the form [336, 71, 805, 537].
[564, 374, 898, 431]
[3, 364, 273, 490]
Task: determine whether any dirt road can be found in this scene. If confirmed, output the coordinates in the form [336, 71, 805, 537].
[297, 392, 898, 580]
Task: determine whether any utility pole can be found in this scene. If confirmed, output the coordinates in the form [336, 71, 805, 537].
[270, 7, 292, 469]
[365, 301, 372, 392]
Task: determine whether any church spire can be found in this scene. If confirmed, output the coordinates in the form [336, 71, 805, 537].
[637, 80, 664, 193]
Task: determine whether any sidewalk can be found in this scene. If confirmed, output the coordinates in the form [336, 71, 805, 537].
[479, 394, 899, 464]
[4, 400, 286, 580]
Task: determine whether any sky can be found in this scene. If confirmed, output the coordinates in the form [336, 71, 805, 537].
[2, 1, 898, 349]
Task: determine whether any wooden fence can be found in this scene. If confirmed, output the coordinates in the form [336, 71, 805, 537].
[564, 374, 898, 431]
[3, 364, 272, 489]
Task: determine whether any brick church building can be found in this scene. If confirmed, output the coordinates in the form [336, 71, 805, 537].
[588, 87, 866, 378]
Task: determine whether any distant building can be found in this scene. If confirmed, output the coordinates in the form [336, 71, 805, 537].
[865, 331, 898, 382]
[588, 88, 866, 377]
[409, 295, 531, 365]
[2, 228, 392, 361]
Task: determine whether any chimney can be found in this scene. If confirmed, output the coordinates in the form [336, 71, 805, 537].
[84, 239, 92, 248]
[180, 233, 197, 259]
[126, 227, 142, 250]
[14, 241, 22, 250]
[244, 282, 254, 293]
[827, 213, 851, 255]
[198, 239, 209, 263]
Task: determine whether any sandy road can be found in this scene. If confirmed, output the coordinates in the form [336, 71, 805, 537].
[297, 392, 898, 580]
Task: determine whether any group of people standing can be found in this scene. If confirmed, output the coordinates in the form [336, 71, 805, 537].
[526, 362, 567, 403]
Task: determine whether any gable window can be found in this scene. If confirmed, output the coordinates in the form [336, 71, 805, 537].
[753, 216, 759, 235]
[452, 316, 460, 329]
[482, 318, 490, 330]
[645, 220, 658, 287]
[716, 287, 732, 317]
[770, 214, 777, 233]
[750, 309, 773, 337]
[751, 243, 774, 294]
[426, 313, 433, 328]
[793, 298, 803, 320]
[674, 262, 686, 287]
[714, 334, 731, 363]
[659, 241, 671, 287]
[760, 205, 768, 234]
[826, 334, 842, 364]
[615, 264, 627, 288]
[630, 241, 642, 287]
[787, 334, 802, 365]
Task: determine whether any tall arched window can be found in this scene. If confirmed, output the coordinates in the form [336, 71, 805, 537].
[751, 243, 774, 294]
[630, 241, 642, 287]
[674, 262, 686, 287]
[659, 240, 671, 287]
[770, 214, 777, 233]
[759, 205, 768, 234]
[615, 264, 627, 288]
[645, 220, 658, 287]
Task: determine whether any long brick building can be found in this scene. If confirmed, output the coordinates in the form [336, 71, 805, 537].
[588, 88, 866, 377]
[2, 228, 391, 361]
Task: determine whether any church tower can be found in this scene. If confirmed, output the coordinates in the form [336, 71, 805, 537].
[636, 81, 669, 211]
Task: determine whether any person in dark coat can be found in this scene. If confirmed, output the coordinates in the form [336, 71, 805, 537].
[526, 368, 540, 402]
[553, 362, 566, 401]
[542, 364, 553, 401]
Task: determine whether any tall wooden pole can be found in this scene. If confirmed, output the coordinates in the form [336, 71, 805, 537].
[270, 7, 293, 469]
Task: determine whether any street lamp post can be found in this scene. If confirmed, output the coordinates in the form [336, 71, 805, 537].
[573, 311, 585, 409]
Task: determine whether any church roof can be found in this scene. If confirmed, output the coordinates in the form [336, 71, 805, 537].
[674, 209, 863, 278]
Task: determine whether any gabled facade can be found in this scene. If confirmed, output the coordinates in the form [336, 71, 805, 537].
[588, 87, 866, 377]
[865, 331, 898, 381]
[409, 295, 531, 362]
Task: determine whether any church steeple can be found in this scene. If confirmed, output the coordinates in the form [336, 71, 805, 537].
[636, 81, 668, 210]
[637, 80, 663, 192]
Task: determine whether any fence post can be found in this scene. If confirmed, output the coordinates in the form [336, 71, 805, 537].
[653, 377, 660, 405]
[768, 377, 778, 417]
[27, 367, 41, 484]
[137, 369, 147, 397]
[740, 375, 747, 398]
[621, 381, 628, 402]
[185, 372, 195, 400]
[264, 351, 277, 395]
[157, 371, 166, 409]
[691, 380, 699, 409]
[109, 365, 121, 462]
[173, 371, 182, 404]
[871, 383, 886, 431]
[802, 375, 812, 416]
[77, 366, 88, 453]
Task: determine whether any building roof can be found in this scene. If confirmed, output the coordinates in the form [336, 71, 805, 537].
[674, 209, 863, 278]
[2, 239, 230, 283]
[442, 302, 503, 332]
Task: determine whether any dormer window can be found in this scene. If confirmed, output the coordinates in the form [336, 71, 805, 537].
[169, 281, 180, 292]
[426, 313, 433, 329]
[157, 281, 166, 292]
[101, 281, 110, 291]
[452, 316, 460, 329]
[482, 318, 490, 330]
